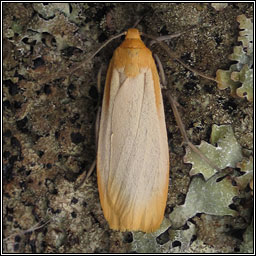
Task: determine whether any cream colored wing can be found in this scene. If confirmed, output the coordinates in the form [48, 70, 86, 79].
[97, 66, 169, 232]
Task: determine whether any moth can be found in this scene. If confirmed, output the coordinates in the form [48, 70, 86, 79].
[97, 28, 169, 233]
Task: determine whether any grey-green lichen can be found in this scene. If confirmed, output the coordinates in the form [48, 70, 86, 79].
[211, 3, 228, 11]
[130, 218, 171, 253]
[216, 14, 253, 101]
[169, 172, 239, 228]
[235, 156, 253, 190]
[32, 3, 70, 19]
[168, 222, 196, 252]
[184, 124, 243, 180]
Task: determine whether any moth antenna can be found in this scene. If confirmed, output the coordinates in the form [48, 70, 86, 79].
[142, 32, 218, 83]
[149, 32, 184, 47]
[74, 160, 96, 190]
[70, 31, 126, 76]
[3, 219, 50, 243]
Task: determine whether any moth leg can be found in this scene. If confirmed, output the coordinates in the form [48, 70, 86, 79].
[153, 53, 167, 88]
[95, 66, 103, 147]
[74, 66, 102, 190]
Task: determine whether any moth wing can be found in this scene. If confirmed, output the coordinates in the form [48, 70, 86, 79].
[97, 64, 169, 232]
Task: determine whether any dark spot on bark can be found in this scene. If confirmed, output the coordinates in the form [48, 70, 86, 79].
[89, 85, 98, 99]
[71, 132, 85, 144]
[33, 57, 45, 69]
[71, 197, 78, 204]
[16, 117, 29, 133]
[172, 240, 181, 247]
[44, 84, 52, 95]
[71, 211, 77, 218]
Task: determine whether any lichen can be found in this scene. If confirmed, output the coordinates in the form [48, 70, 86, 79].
[169, 172, 239, 228]
[184, 124, 243, 180]
[216, 14, 253, 101]
[168, 222, 196, 252]
[211, 3, 228, 11]
[235, 156, 253, 190]
[32, 3, 70, 19]
[130, 218, 171, 253]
